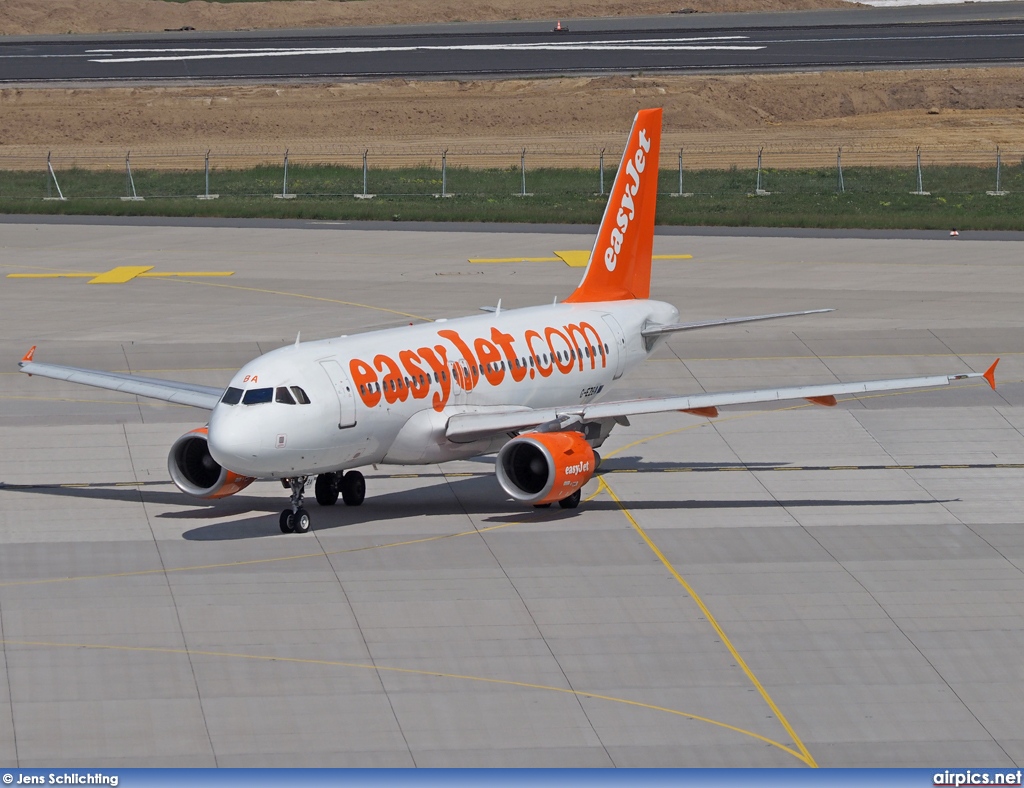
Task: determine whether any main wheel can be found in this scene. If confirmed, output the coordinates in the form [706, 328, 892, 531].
[341, 470, 366, 506]
[593, 451, 601, 471]
[279, 509, 295, 533]
[315, 473, 340, 506]
[558, 490, 582, 509]
[293, 508, 311, 533]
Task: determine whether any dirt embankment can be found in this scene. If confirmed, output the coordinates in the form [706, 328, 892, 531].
[0, 0, 854, 36]
[1, 69, 1023, 166]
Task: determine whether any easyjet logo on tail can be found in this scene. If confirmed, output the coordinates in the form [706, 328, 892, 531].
[604, 127, 651, 273]
[565, 107, 663, 304]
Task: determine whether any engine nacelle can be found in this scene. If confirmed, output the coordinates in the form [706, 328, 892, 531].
[168, 427, 255, 499]
[495, 431, 596, 505]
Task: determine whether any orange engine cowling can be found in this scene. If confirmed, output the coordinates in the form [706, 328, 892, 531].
[495, 431, 596, 505]
[168, 427, 255, 499]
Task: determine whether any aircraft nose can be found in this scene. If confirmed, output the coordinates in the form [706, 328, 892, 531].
[207, 407, 263, 471]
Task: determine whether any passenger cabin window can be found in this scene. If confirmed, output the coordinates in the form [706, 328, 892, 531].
[275, 387, 296, 405]
[242, 387, 273, 405]
[290, 386, 311, 404]
[221, 387, 243, 405]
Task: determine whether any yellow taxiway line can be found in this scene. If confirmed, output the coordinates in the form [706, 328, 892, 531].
[7, 266, 234, 284]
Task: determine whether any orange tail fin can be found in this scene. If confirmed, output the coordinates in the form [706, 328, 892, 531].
[565, 107, 663, 303]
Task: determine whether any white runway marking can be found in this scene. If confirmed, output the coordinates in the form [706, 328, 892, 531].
[84, 36, 766, 64]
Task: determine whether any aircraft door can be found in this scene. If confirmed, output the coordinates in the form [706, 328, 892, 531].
[450, 358, 469, 406]
[601, 315, 627, 379]
[319, 359, 357, 429]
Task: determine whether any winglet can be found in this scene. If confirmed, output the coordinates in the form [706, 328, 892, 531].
[983, 358, 999, 390]
[20, 345, 36, 365]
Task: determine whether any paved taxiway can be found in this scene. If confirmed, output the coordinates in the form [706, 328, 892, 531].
[1, 219, 1023, 767]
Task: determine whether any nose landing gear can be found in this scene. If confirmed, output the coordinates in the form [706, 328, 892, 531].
[280, 471, 367, 534]
[279, 476, 311, 534]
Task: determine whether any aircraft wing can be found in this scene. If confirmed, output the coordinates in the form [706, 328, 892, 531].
[18, 347, 222, 410]
[445, 361, 999, 444]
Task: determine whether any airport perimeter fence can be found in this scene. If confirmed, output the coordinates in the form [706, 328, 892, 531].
[1, 144, 1022, 202]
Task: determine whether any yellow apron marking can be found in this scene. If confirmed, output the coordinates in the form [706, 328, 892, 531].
[596, 476, 818, 768]
[156, 276, 431, 322]
[554, 250, 591, 267]
[0, 638, 802, 759]
[7, 266, 234, 284]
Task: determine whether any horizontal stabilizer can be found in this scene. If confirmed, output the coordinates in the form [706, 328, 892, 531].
[642, 309, 834, 337]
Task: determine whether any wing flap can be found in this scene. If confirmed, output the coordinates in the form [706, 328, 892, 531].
[446, 408, 562, 443]
[19, 357, 223, 410]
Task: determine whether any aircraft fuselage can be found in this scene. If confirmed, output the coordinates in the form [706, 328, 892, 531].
[207, 299, 679, 477]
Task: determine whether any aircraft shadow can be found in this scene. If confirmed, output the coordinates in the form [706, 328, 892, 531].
[0, 480, 955, 542]
[599, 457, 784, 472]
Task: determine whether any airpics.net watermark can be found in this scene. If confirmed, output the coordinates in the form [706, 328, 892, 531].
[935, 771, 1024, 786]
[3, 776, 117, 787]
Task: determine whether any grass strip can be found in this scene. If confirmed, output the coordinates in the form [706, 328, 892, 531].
[2, 164, 1022, 230]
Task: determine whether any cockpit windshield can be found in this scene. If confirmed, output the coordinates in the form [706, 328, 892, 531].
[221, 385, 311, 406]
[242, 387, 273, 405]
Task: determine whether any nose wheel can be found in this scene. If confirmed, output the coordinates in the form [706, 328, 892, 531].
[279, 476, 311, 533]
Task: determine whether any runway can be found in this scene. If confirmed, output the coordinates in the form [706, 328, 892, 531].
[1, 219, 1023, 767]
[3, 4, 1024, 84]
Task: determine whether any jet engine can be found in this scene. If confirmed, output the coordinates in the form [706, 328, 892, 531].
[495, 431, 596, 506]
[168, 427, 255, 499]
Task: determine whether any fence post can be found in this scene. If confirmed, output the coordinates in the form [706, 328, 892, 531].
[837, 146, 845, 194]
[910, 146, 929, 195]
[515, 148, 532, 197]
[753, 146, 770, 196]
[44, 151, 66, 201]
[987, 146, 1008, 196]
[599, 148, 605, 196]
[671, 148, 691, 197]
[354, 149, 375, 199]
[436, 148, 452, 198]
[274, 149, 295, 199]
[122, 151, 143, 201]
[197, 149, 219, 200]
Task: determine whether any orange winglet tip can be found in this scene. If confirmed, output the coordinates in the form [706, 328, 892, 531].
[983, 358, 999, 390]
[805, 395, 838, 407]
[682, 406, 718, 418]
[21, 345, 36, 364]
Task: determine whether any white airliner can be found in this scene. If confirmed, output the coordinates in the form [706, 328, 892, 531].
[19, 108, 999, 533]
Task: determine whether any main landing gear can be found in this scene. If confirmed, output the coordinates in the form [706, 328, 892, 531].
[315, 470, 365, 507]
[279, 471, 366, 534]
